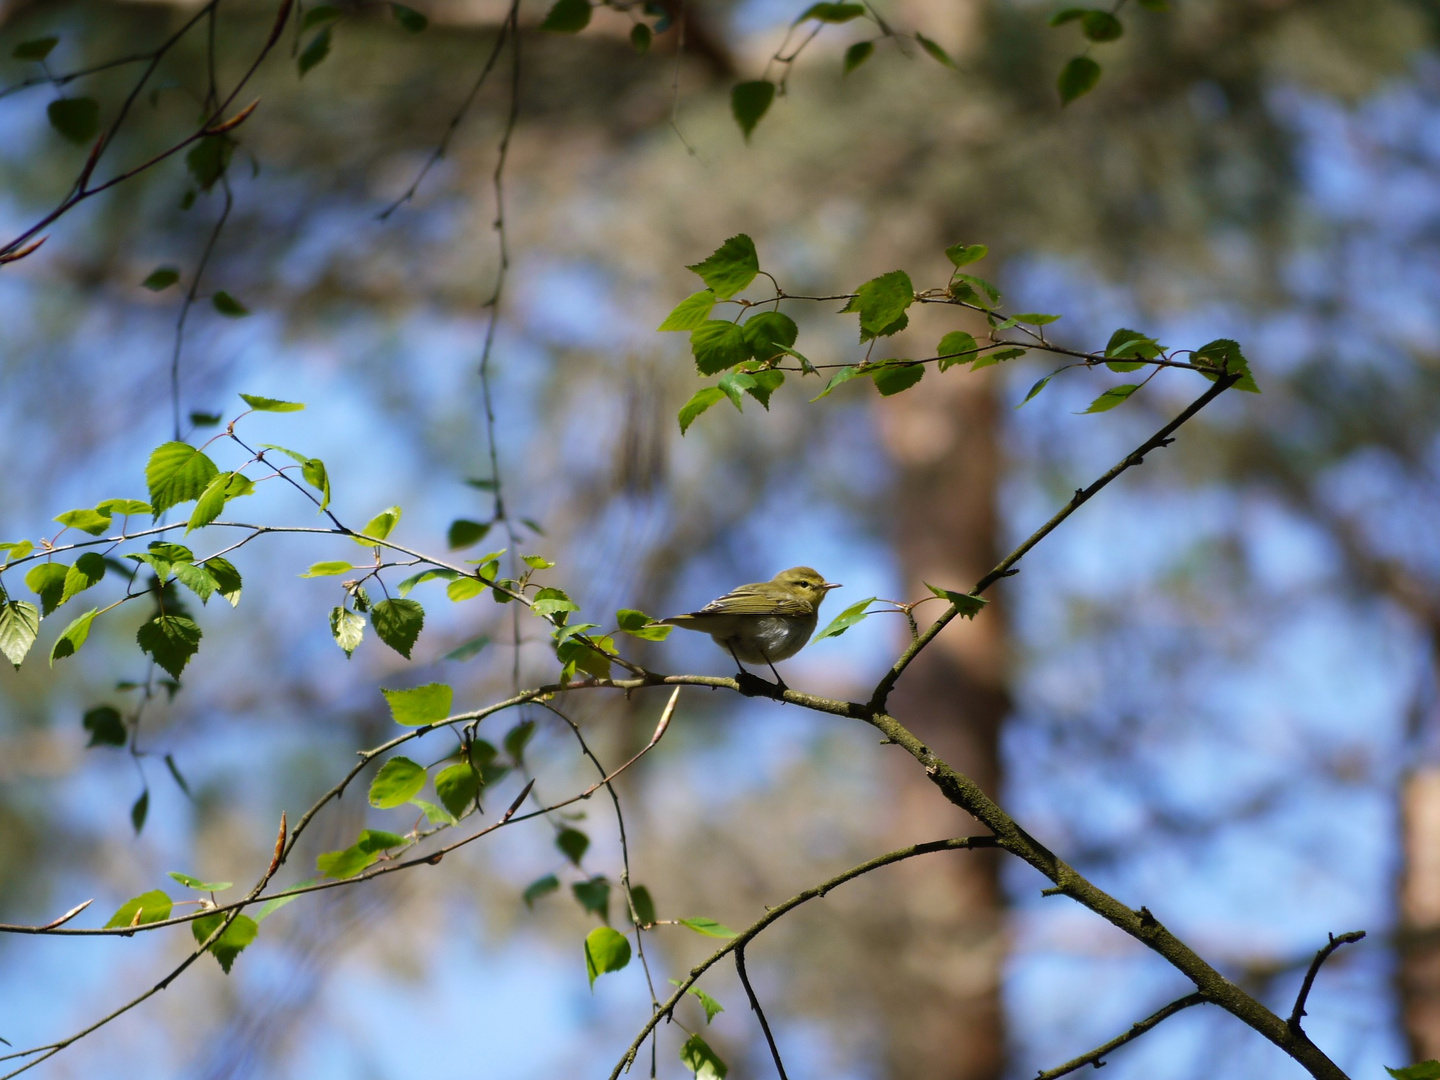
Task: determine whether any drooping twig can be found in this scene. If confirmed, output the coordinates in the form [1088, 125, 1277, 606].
[1034, 992, 1208, 1080]
[735, 943, 789, 1080]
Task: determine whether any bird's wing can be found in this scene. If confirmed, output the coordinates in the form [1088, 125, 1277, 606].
[695, 582, 812, 617]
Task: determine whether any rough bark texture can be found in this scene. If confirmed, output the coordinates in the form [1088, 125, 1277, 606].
[874, 371, 1009, 1080]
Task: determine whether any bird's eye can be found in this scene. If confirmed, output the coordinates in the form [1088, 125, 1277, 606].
[797, 581, 812, 589]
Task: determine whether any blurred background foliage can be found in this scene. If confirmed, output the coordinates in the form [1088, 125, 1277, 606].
[3, 0, 1440, 1077]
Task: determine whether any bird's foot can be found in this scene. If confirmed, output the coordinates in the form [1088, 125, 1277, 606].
[736, 671, 787, 700]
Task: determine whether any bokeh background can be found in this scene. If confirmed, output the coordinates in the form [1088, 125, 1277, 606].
[2, 0, 1439, 1077]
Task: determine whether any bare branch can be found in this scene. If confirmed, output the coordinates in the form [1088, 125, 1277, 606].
[1035, 992, 1209, 1080]
[736, 944, 789, 1080]
[1288, 931, 1366, 1033]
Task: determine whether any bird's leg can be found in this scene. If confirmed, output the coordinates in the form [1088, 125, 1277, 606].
[727, 642, 777, 699]
[758, 647, 788, 695]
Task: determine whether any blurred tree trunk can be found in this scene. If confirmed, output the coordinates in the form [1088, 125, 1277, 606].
[872, 372, 1009, 1080]
[1401, 767, 1440, 1059]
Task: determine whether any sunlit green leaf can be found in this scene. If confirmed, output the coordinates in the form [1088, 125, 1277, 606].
[434, 763, 480, 818]
[871, 362, 924, 396]
[25, 562, 69, 615]
[191, 912, 257, 973]
[146, 442, 220, 517]
[810, 365, 864, 401]
[239, 393, 304, 412]
[168, 871, 233, 892]
[50, 608, 98, 664]
[136, 615, 202, 679]
[355, 505, 403, 545]
[659, 290, 717, 331]
[448, 519, 490, 549]
[678, 916, 737, 938]
[924, 583, 988, 618]
[382, 682, 452, 727]
[680, 1033, 728, 1079]
[814, 596, 877, 641]
[679, 387, 727, 434]
[368, 756, 426, 808]
[1083, 383, 1141, 413]
[104, 889, 172, 929]
[372, 598, 424, 658]
[584, 926, 631, 987]
[0, 600, 38, 668]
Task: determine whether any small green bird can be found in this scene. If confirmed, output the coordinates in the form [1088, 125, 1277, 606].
[661, 566, 841, 694]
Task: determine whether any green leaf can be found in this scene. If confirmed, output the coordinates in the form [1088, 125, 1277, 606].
[298, 26, 332, 75]
[447, 519, 490, 549]
[687, 235, 759, 300]
[659, 290, 717, 331]
[924, 583, 988, 618]
[397, 567, 459, 596]
[1194, 337, 1260, 393]
[409, 797, 454, 825]
[239, 393, 304, 412]
[1388, 1064, 1440, 1080]
[96, 498, 151, 517]
[191, 912, 257, 973]
[131, 789, 149, 832]
[185, 136, 232, 191]
[690, 986, 724, 1022]
[82, 705, 127, 747]
[146, 442, 220, 517]
[810, 365, 864, 401]
[678, 916, 738, 938]
[814, 596, 876, 641]
[843, 40, 874, 74]
[26, 562, 69, 615]
[556, 827, 590, 865]
[616, 608, 672, 641]
[371, 598, 424, 658]
[303, 561, 355, 577]
[52, 508, 111, 536]
[731, 81, 775, 141]
[915, 32, 954, 67]
[316, 845, 378, 879]
[679, 387, 727, 435]
[718, 370, 757, 410]
[950, 272, 1001, 307]
[871, 363, 924, 396]
[172, 560, 218, 603]
[141, 264, 179, 289]
[1080, 10, 1123, 40]
[853, 271, 913, 337]
[188, 471, 254, 533]
[584, 926, 631, 987]
[13, 37, 58, 61]
[1104, 327, 1160, 363]
[796, 1, 865, 21]
[257, 878, 319, 922]
[47, 97, 99, 144]
[104, 890, 172, 929]
[302, 4, 342, 28]
[745, 369, 785, 409]
[136, 615, 202, 679]
[740, 311, 798, 364]
[1, 539, 35, 563]
[691, 321, 752, 375]
[382, 682, 452, 727]
[434, 762, 480, 818]
[212, 290, 249, 317]
[356, 505, 403, 545]
[61, 552, 106, 604]
[680, 1033, 728, 1079]
[572, 877, 611, 921]
[1058, 55, 1101, 104]
[630, 23, 652, 52]
[391, 2, 428, 30]
[50, 608, 98, 664]
[369, 756, 427, 808]
[446, 577, 485, 601]
[557, 634, 614, 679]
[1083, 383, 1141, 413]
[302, 457, 330, 509]
[168, 871, 233, 892]
[936, 330, 978, 371]
[945, 243, 988, 268]
[504, 719, 537, 763]
[331, 605, 373, 654]
[356, 828, 409, 853]
[1019, 375, 1053, 406]
[443, 634, 490, 661]
[629, 885, 656, 927]
[207, 557, 243, 607]
[524, 873, 560, 907]
[974, 347, 1026, 368]
[522, 554, 555, 570]
[540, 0, 591, 32]
[531, 587, 578, 618]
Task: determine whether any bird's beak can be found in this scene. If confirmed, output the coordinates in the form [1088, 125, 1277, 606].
[823, 582, 843, 591]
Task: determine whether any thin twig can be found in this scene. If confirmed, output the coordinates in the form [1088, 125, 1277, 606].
[735, 944, 789, 1080]
[1288, 931, 1366, 1033]
[1035, 992, 1208, 1080]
